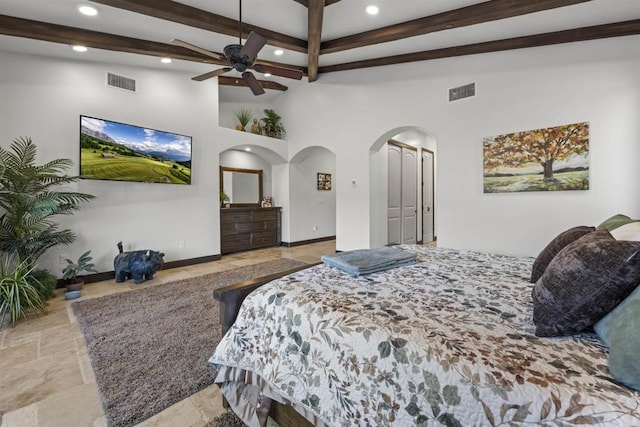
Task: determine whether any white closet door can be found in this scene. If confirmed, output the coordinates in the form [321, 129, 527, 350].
[422, 151, 434, 243]
[387, 144, 402, 244]
[401, 148, 417, 244]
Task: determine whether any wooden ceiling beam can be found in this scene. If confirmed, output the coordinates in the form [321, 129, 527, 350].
[90, 0, 308, 53]
[293, 0, 340, 7]
[0, 15, 306, 75]
[319, 19, 640, 73]
[307, 0, 324, 82]
[218, 76, 288, 91]
[0, 14, 216, 63]
[320, 0, 592, 54]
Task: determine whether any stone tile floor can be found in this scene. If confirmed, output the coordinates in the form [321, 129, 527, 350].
[0, 240, 335, 427]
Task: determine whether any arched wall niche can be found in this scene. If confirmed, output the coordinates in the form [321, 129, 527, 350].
[219, 144, 287, 207]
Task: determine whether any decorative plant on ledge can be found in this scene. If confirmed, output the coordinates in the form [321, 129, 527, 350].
[260, 109, 285, 139]
[220, 190, 230, 207]
[234, 108, 252, 131]
[0, 136, 96, 269]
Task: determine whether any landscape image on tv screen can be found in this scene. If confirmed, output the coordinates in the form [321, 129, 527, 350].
[80, 115, 192, 185]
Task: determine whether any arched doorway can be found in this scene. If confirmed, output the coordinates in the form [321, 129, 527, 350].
[288, 146, 337, 245]
[369, 126, 438, 248]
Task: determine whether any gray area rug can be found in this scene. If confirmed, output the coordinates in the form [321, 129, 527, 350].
[72, 258, 307, 427]
[205, 411, 246, 427]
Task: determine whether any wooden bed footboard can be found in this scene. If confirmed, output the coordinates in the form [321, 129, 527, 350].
[213, 262, 319, 334]
[213, 262, 319, 427]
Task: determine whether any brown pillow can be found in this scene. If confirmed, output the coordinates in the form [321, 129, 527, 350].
[530, 226, 595, 283]
[532, 230, 640, 337]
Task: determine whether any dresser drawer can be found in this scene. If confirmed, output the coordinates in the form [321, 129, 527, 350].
[221, 234, 251, 253]
[251, 231, 278, 248]
[220, 207, 281, 254]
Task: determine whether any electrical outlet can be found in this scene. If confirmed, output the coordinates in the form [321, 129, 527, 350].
[60, 254, 68, 265]
[179, 240, 185, 249]
[312, 226, 318, 231]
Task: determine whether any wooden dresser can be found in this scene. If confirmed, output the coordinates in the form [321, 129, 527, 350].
[220, 207, 281, 254]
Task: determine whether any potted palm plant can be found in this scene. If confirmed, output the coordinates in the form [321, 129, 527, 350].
[62, 250, 97, 294]
[260, 109, 286, 139]
[0, 254, 45, 328]
[234, 108, 252, 131]
[0, 137, 96, 269]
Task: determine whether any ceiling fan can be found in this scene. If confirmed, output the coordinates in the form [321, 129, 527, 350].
[171, 0, 303, 95]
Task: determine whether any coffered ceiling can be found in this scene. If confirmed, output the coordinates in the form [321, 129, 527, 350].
[1, 0, 639, 102]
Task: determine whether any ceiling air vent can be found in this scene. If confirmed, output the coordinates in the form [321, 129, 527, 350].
[106, 72, 136, 93]
[449, 82, 475, 102]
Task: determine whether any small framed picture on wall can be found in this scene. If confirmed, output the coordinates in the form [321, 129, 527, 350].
[317, 173, 332, 191]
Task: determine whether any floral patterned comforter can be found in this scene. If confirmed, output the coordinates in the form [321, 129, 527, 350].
[210, 246, 640, 426]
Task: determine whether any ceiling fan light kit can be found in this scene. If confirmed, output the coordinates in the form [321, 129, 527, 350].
[171, 0, 302, 96]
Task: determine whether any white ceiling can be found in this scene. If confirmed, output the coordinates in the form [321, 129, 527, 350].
[1, 0, 639, 103]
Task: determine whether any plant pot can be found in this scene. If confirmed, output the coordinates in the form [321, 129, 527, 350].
[64, 290, 81, 300]
[65, 277, 84, 292]
[1, 312, 11, 327]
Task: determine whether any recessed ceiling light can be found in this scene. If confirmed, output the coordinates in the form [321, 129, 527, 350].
[366, 5, 379, 15]
[274, 49, 284, 56]
[264, 72, 272, 77]
[77, 5, 98, 16]
[72, 45, 88, 52]
[244, 147, 251, 152]
[160, 57, 172, 64]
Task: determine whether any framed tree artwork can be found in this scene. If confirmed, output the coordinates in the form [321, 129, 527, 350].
[317, 173, 332, 191]
[483, 121, 589, 193]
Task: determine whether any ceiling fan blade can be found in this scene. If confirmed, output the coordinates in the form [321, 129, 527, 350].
[242, 71, 265, 96]
[239, 31, 267, 63]
[171, 39, 222, 61]
[192, 68, 232, 81]
[256, 64, 304, 80]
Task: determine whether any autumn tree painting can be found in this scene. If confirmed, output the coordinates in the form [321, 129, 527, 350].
[483, 122, 589, 193]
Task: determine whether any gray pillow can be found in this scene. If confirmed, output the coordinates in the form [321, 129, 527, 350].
[596, 214, 634, 231]
[532, 230, 640, 337]
[594, 284, 640, 391]
[530, 226, 595, 283]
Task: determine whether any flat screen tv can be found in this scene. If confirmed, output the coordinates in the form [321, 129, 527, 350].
[79, 115, 192, 185]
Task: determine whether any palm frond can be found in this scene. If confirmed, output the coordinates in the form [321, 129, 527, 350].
[0, 136, 94, 266]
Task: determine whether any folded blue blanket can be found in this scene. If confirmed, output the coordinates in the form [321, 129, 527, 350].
[321, 246, 417, 276]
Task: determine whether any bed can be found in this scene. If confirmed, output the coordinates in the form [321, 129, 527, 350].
[210, 244, 640, 427]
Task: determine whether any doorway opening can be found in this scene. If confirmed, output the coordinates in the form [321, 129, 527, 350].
[369, 127, 437, 248]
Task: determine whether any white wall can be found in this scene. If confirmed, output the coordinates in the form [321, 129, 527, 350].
[278, 36, 640, 256]
[0, 53, 225, 273]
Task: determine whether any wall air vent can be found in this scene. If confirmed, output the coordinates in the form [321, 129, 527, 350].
[449, 82, 475, 102]
[106, 72, 136, 93]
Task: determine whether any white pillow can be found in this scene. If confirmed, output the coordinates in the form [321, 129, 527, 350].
[611, 221, 640, 241]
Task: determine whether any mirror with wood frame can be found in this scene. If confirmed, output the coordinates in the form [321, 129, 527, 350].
[220, 166, 263, 207]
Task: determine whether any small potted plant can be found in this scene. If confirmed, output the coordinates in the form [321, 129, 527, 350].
[62, 250, 97, 295]
[260, 109, 285, 139]
[234, 108, 252, 131]
[220, 190, 230, 208]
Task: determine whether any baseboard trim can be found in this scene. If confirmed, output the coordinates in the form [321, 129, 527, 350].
[163, 254, 221, 270]
[55, 253, 222, 288]
[281, 236, 336, 248]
